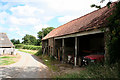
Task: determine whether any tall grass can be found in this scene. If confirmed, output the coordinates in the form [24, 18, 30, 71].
[35, 47, 42, 56]
[56, 63, 120, 78]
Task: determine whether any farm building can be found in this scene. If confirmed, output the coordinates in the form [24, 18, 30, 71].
[42, 3, 114, 66]
[0, 33, 15, 55]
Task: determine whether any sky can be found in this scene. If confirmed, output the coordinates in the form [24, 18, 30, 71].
[0, 0, 117, 42]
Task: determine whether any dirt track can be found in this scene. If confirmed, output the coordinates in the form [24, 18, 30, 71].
[0, 51, 50, 78]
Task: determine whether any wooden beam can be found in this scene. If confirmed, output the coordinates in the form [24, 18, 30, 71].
[53, 39, 55, 56]
[75, 37, 77, 66]
[62, 38, 65, 62]
[54, 29, 103, 40]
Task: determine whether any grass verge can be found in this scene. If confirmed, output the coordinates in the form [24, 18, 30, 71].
[0, 54, 20, 66]
[38, 55, 59, 71]
[19, 49, 59, 72]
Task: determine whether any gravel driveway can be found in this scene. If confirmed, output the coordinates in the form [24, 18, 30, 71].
[0, 50, 50, 78]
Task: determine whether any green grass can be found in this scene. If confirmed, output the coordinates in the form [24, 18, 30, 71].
[0, 56, 16, 65]
[0, 56, 16, 59]
[40, 55, 59, 71]
[56, 63, 120, 78]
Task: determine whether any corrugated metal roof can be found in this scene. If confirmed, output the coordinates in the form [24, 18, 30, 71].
[0, 33, 14, 47]
[42, 3, 114, 40]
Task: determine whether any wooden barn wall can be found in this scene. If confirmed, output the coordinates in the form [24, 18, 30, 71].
[48, 38, 54, 56]
[42, 40, 48, 54]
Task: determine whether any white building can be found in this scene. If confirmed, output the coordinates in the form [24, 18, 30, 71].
[0, 33, 16, 55]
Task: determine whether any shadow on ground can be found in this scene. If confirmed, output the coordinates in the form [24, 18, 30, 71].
[0, 66, 49, 78]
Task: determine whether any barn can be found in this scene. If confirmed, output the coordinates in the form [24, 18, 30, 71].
[0, 33, 15, 55]
[42, 3, 114, 66]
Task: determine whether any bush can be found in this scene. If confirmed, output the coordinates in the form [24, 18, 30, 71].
[85, 63, 119, 78]
[35, 47, 42, 56]
[23, 45, 41, 50]
[15, 44, 24, 49]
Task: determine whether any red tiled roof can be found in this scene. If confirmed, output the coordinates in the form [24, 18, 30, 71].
[42, 3, 114, 40]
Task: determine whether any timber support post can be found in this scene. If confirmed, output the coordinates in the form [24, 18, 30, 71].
[75, 37, 78, 66]
[62, 38, 65, 62]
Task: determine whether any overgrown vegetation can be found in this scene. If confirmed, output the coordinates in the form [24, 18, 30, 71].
[105, 2, 120, 65]
[15, 44, 41, 50]
[39, 55, 59, 71]
[11, 39, 20, 45]
[35, 47, 42, 56]
[37, 27, 55, 45]
[56, 63, 119, 78]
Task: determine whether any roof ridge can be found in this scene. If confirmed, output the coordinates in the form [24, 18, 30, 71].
[42, 2, 116, 40]
[56, 5, 107, 30]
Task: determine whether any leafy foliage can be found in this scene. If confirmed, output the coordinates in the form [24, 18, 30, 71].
[91, 4, 101, 9]
[22, 34, 37, 45]
[105, 1, 120, 64]
[91, 1, 120, 65]
[11, 39, 20, 44]
[37, 27, 54, 45]
[15, 44, 24, 49]
[35, 47, 42, 56]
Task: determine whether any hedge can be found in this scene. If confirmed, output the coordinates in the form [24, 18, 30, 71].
[15, 44, 41, 50]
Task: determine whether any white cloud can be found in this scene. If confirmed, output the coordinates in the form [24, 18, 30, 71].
[43, 16, 54, 22]
[33, 24, 49, 32]
[4, 5, 54, 27]
[1, 0, 42, 2]
[0, 26, 5, 31]
[58, 15, 79, 23]
[0, 11, 9, 24]
[8, 26, 20, 31]
[16, 30, 29, 37]
[43, 0, 98, 12]
[0, 26, 9, 32]
[7, 16, 41, 26]
[10, 5, 44, 17]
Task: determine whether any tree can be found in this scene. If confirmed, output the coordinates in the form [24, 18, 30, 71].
[105, 1, 120, 64]
[91, 1, 112, 9]
[37, 27, 55, 45]
[22, 34, 37, 45]
[11, 39, 20, 44]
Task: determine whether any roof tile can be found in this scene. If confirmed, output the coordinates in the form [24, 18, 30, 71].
[42, 3, 115, 40]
